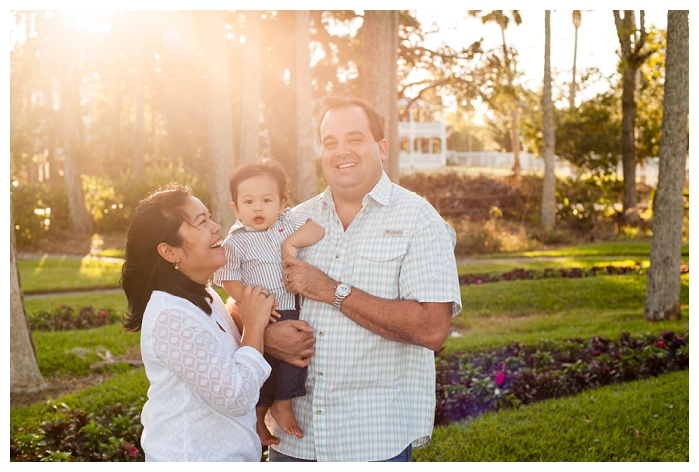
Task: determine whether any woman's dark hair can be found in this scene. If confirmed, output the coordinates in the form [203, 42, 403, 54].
[228, 159, 290, 206]
[121, 183, 213, 332]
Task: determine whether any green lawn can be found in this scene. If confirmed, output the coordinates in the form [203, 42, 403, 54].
[414, 370, 689, 461]
[472, 241, 689, 258]
[12, 243, 690, 461]
[18, 256, 123, 294]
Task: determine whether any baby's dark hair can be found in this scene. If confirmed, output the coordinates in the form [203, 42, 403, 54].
[228, 160, 290, 205]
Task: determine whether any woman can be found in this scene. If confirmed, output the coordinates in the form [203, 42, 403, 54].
[121, 183, 275, 461]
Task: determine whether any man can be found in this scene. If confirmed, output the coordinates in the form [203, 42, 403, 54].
[264, 96, 462, 461]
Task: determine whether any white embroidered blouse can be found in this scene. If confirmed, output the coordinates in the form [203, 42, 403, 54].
[139, 288, 271, 461]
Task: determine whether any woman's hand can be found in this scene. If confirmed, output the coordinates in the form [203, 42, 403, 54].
[239, 285, 277, 353]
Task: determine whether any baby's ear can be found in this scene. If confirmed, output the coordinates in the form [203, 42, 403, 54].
[280, 199, 288, 213]
[231, 202, 239, 216]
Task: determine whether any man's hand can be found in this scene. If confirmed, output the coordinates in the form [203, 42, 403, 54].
[282, 256, 336, 305]
[264, 319, 315, 368]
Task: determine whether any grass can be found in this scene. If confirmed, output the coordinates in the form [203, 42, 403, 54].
[458, 256, 657, 274]
[414, 369, 689, 461]
[444, 273, 689, 355]
[11, 242, 690, 462]
[472, 241, 689, 259]
[18, 256, 123, 294]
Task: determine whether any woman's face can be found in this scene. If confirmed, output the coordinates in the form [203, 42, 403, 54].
[172, 196, 226, 284]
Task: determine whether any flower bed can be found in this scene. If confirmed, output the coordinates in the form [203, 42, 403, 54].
[28, 306, 120, 332]
[11, 403, 143, 462]
[459, 262, 688, 286]
[435, 331, 689, 426]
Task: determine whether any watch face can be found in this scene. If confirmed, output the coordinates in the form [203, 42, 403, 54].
[336, 284, 351, 296]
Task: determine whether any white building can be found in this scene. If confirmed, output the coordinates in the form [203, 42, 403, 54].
[397, 99, 448, 170]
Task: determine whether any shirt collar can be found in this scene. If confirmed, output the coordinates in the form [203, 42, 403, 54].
[321, 171, 392, 209]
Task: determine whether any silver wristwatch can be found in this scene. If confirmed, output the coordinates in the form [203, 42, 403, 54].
[332, 283, 352, 310]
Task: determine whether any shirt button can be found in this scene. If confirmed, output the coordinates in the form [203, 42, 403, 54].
[315, 409, 322, 414]
[319, 332, 325, 337]
[317, 371, 323, 376]
[335, 253, 340, 258]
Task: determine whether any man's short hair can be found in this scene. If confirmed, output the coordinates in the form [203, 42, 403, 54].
[315, 96, 386, 143]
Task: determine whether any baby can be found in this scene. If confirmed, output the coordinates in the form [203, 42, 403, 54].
[213, 160, 324, 446]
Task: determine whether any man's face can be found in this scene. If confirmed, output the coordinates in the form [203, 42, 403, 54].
[319, 106, 388, 200]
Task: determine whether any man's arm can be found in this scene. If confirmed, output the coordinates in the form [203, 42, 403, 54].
[282, 256, 452, 351]
[282, 220, 325, 260]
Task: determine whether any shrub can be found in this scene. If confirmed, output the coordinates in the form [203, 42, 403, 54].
[435, 331, 688, 426]
[10, 403, 144, 462]
[28, 306, 120, 332]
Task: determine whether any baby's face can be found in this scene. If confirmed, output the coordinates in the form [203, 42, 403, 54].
[233, 175, 286, 231]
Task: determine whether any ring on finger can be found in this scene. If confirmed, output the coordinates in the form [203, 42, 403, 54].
[259, 291, 269, 298]
[285, 274, 290, 283]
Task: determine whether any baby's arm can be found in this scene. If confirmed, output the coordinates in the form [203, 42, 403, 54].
[282, 220, 325, 260]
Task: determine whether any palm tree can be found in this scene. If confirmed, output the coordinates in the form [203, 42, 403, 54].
[569, 10, 582, 109]
[644, 10, 688, 321]
[294, 10, 318, 203]
[361, 10, 399, 182]
[204, 11, 237, 234]
[240, 11, 262, 164]
[613, 10, 653, 225]
[541, 10, 556, 231]
[10, 206, 46, 394]
[469, 10, 523, 175]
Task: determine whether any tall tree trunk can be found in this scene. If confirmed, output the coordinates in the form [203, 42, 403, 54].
[294, 10, 318, 204]
[540, 10, 556, 231]
[386, 10, 400, 184]
[614, 10, 651, 225]
[59, 57, 93, 235]
[204, 11, 237, 234]
[239, 11, 261, 165]
[644, 10, 688, 322]
[132, 29, 146, 178]
[620, 63, 639, 223]
[362, 10, 398, 182]
[10, 206, 46, 394]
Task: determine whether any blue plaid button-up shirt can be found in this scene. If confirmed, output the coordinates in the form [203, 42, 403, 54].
[267, 172, 462, 461]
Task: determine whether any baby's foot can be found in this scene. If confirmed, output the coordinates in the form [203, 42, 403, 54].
[256, 407, 280, 446]
[270, 400, 304, 439]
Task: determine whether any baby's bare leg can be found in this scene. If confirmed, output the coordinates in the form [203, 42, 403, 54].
[270, 400, 303, 439]
[256, 406, 280, 446]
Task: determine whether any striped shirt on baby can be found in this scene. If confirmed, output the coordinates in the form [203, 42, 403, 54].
[212, 209, 309, 310]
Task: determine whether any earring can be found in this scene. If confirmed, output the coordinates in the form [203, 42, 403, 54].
[174, 260, 179, 271]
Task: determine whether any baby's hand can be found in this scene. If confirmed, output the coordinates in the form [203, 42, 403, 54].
[269, 305, 282, 323]
[282, 245, 297, 261]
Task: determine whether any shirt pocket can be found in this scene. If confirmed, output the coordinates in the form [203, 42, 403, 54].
[352, 235, 409, 300]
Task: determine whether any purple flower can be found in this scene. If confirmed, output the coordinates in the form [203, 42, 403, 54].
[594, 350, 601, 355]
[494, 371, 506, 385]
[677, 337, 684, 341]
[663, 331, 669, 337]
[476, 279, 482, 285]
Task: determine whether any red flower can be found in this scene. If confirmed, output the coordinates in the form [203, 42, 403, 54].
[126, 444, 138, 457]
[494, 371, 505, 385]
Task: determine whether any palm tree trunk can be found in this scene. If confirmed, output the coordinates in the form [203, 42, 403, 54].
[362, 10, 398, 181]
[10, 206, 46, 394]
[294, 10, 318, 204]
[204, 11, 237, 234]
[541, 10, 556, 230]
[644, 10, 688, 321]
[240, 11, 261, 164]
